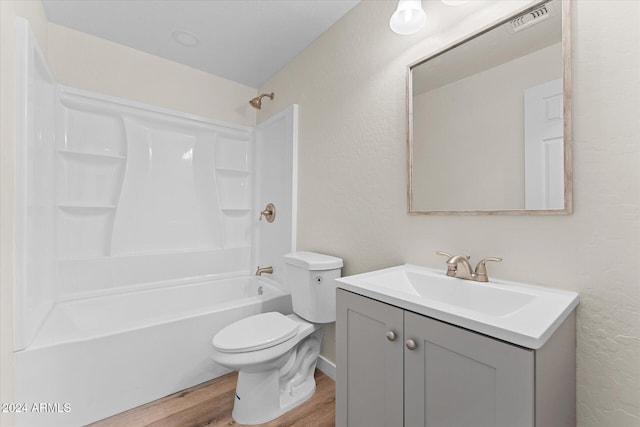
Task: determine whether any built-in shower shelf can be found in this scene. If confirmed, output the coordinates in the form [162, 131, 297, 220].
[221, 208, 251, 212]
[215, 168, 250, 176]
[221, 208, 252, 215]
[224, 244, 252, 250]
[59, 255, 110, 262]
[58, 149, 126, 161]
[58, 204, 116, 211]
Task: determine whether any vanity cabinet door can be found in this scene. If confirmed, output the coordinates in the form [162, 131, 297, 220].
[336, 289, 404, 427]
[404, 311, 535, 427]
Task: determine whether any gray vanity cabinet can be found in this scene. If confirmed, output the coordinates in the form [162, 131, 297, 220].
[336, 289, 576, 427]
[404, 310, 533, 427]
[335, 288, 404, 427]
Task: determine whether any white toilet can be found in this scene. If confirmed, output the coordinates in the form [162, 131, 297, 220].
[211, 251, 343, 425]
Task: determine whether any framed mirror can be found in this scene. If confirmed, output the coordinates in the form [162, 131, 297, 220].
[408, 0, 571, 215]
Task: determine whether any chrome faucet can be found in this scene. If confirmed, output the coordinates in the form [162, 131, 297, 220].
[436, 251, 502, 282]
[255, 266, 273, 276]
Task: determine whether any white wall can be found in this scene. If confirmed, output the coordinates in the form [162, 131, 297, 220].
[258, 1, 640, 425]
[48, 23, 257, 127]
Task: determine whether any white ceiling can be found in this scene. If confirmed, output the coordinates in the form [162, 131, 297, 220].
[42, 0, 360, 88]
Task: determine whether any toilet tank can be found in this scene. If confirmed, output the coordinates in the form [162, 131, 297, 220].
[283, 251, 343, 323]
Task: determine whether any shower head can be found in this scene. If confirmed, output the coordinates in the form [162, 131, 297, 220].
[249, 92, 274, 110]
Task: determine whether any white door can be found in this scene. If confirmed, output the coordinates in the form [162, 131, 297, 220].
[524, 79, 564, 210]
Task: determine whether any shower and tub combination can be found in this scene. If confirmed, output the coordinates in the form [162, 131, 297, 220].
[14, 19, 298, 426]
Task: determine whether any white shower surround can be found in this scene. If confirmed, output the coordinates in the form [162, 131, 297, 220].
[53, 87, 254, 294]
[14, 18, 299, 426]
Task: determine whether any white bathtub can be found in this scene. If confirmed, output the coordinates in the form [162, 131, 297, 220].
[14, 275, 292, 427]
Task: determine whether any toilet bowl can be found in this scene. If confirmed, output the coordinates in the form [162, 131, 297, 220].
[210, 251, 342, 425]
[211, 313, 322, 424]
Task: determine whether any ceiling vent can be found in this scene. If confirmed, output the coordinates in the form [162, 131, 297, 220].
[508, 3, 551, 33]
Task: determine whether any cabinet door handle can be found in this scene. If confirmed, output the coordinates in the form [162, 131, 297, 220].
[386, 330, 397, 342]
[405, 339, 417, 350]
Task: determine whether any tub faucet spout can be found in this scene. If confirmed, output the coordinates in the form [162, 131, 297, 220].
[255, 266, 273, 276]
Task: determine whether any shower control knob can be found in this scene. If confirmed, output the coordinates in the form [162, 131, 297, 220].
[258, 203, 276, 223]
[405, 339, 417, 350]
[386, 330, 397, 342]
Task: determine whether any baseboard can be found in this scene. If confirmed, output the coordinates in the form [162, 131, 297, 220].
[316, 355, 336, 381]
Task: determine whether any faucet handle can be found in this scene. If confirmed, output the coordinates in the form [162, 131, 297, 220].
[437, 251, 470, 262]
[474, 257, 502, 282]
[436, 251, 458, 276]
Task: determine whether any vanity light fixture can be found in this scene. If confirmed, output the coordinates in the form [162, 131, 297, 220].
[389, 0, 427, 35]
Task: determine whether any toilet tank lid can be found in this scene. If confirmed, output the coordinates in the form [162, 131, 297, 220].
[284, 251, 343, 270]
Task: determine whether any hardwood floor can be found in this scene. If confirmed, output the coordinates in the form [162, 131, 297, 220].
[88, 370, 335, 427]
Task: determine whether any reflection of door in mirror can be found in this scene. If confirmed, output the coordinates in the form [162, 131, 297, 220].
[408, 0, 571, 215]
[524, 78, 563, 210]
[411, 43, 562, 211]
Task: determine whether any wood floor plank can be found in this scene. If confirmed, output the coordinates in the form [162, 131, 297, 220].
[88, 373, 238, 427]
[89, 370, 334, 427]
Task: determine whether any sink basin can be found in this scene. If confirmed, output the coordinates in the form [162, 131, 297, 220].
[336, 264, 579, 349]
[362, 269, 536, 316]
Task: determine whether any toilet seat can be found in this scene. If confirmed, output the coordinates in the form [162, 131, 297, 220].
[213, 312, 299, 353]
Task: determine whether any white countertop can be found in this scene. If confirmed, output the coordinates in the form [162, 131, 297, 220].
[336, 264, 579, 349]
